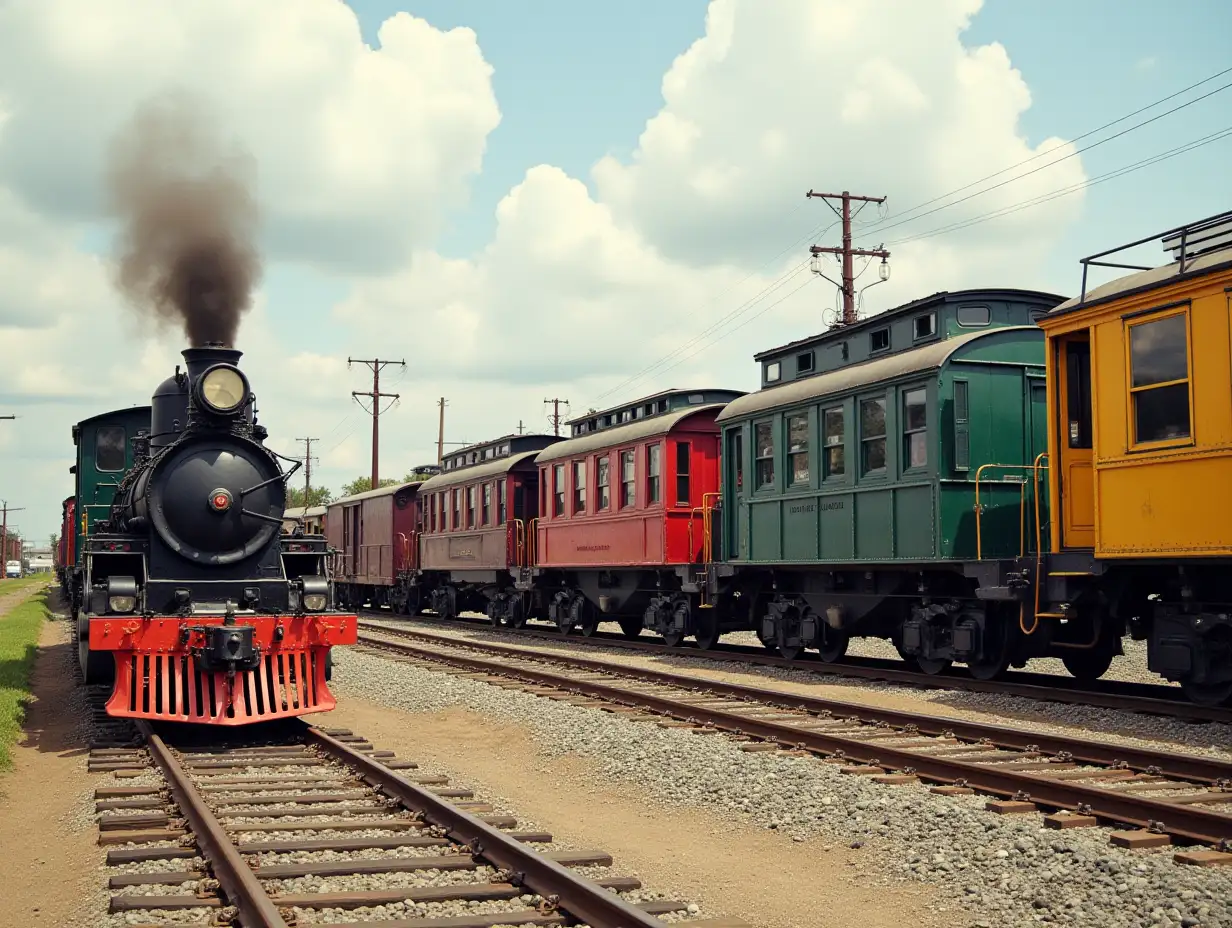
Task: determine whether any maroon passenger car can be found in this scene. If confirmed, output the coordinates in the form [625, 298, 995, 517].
[417, 433, 561, 623]
[326, 480, 426, 612]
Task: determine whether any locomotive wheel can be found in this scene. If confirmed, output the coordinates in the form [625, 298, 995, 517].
[1181, 679, 1232, 707]
[1060, 647, 1115, 682]
[618, 618, 642, 640]
[580, 616, 602, 637]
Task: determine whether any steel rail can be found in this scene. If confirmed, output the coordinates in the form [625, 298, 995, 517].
[301, 724, 666, 928]
[135, 721, 290, 928]
[359, 613, 1232, 724]
[361, 625, 1232, 785]
[357, 632, 1232, 847]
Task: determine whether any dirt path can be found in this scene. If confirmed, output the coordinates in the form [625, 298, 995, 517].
[0, 619, 103, 928]
[319, 698, 943, 928]
[0, 579, 49, 617]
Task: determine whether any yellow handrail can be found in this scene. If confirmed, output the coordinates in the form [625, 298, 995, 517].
[1025, 451, 1051, 635]
[973, 462, 1049, 560]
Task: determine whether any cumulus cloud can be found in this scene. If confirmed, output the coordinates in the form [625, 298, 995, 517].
[593, 0, 1085, 266]
[0, 0, 1091, 540]
[0, 0, 500, 274]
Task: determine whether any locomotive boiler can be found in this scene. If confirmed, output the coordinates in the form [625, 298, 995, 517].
[77, 343, 356, 725]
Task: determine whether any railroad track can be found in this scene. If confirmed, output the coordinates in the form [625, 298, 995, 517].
[355, 623, 1232, 858]
[358, 610, 1232, 724]
[87, 695, 743, 927]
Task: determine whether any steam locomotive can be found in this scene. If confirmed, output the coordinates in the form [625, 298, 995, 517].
[69, 343, 356, 725]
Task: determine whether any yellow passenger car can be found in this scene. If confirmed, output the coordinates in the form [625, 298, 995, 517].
[1037, 210, 1232, 704]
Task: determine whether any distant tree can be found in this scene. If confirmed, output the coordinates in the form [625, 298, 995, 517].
[403, 468, 438, 482]
[49, 532, 58, 551]
[339, 476, 397, 497]
[587, 408, 598, 415]
[285, 486, 333, 508]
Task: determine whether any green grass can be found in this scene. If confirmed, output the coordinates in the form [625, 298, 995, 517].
[0, 586, 51, 770]
[0, 575, 51, 597]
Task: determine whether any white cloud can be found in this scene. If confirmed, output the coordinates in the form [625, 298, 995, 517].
[0, 0, 1091, 541]
[592, 0, 1085, 266]
[0, 0, 500, 274]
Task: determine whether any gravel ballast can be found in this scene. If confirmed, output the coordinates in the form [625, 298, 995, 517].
[333, 644, 1232, 928]
[360, 616, 1232, 761]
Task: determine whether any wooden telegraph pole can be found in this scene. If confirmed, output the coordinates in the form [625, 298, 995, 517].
[806, 189, 891, 326]
[348, 357, 405, 487]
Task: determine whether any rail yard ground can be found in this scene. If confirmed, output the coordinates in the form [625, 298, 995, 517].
[340, 616, 1232, 928]
[3, 597, 1232, 927]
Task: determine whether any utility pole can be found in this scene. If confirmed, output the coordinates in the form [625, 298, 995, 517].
[348, 357, 405, 487]
[543, 397, 569, 437]
[806, 189, 890, 326]
[1, 501, 24, 570]
[0, 415, 14, 421]
[436, 398, 447, 465]
[517, 420, 525, 435]
[296, 437, 319, 506]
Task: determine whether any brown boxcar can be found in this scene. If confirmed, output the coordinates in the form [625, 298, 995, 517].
[326, 481, 424, 611]
[531, 389, 743, 643]
[417, 433, 561, 621]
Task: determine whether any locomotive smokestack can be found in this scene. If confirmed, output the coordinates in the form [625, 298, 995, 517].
[105, 92, 262, 348]
[182, 344, 243, 383]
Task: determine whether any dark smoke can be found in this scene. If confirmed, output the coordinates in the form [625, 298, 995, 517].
[105, 93, 261, 348]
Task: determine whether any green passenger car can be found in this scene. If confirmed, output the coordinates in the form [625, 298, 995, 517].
[69, 406, 152, 615]
[713, 289, 1064, 671]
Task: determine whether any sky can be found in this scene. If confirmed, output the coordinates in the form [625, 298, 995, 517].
[0, 0, 1230, 541]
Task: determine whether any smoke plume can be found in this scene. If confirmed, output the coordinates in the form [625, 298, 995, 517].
[106, 93, 261, 348]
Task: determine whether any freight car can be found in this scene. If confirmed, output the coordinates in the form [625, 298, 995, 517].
[74, 343, 356, 725]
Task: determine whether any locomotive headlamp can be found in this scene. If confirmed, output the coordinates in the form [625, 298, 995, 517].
[197, 365, 248, 414]
[300, 576, 329, 612]
[106, 576, 138, 614]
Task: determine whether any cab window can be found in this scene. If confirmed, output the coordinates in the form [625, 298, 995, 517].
[1128, 311, 1191, 445]
[96, 427, 126, 472]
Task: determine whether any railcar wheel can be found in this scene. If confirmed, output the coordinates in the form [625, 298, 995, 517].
[662, 631, 685, 647]
[580, 616, 601, 637]
[693, 612, 720, 650]
[1181, 679, 1232, 707]
[778, 643, 804, 660]
[1060, 647, 1115, 682]
[967, 654, 1009, 680]
[915, 656, 951, 675]
[618, 618, 642, 640]
[817, 630, 848, 663]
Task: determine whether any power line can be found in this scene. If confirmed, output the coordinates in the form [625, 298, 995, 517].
[858, 74, 1232, 239]
[885, 123, 1232, 247]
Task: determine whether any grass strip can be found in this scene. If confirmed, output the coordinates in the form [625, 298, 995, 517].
[0, 587, 51, 770]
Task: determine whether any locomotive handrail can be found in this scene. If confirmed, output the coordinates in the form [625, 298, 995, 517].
[973, 462, 1048, 560]
[527, 518, 538, 566]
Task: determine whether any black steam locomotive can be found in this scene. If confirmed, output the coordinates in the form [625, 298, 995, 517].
[75, 343, 356, 726]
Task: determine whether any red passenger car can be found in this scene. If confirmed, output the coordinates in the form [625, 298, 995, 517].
[57, 495, 75, 596]
[532, 388, 744, 645]
[418, 433, 560, 624]
[326, 481, 425, 612]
